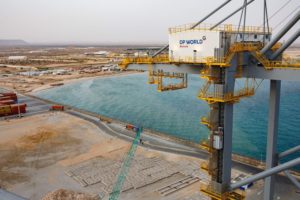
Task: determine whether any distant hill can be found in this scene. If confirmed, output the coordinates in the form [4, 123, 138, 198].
[0, 39, 28, 47]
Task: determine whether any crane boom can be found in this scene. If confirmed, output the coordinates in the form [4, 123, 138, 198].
[108, 127, 142, 200]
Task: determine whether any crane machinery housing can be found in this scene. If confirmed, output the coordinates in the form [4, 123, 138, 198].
[118, 0, 300, 199]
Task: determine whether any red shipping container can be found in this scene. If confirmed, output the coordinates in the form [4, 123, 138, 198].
[126, 124, 134, 130]
[0, 100, 15, 105]
[10, 104, 26, 114]
[8, 96, 17, 101]
[11, 107, 26, 114]
[5, 94, 17, 97]
[0, 93, 17, 101]
[0, 96, 12, 100]
[7, 95, 17, 101]
[0, 96, 17, 101]
[51, 105, 64, 111]
[0, 92, 16, 96]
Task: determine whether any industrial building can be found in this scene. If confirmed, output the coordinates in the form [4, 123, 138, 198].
[168, 24, 270, 63]
[8, 56, 27, 61]
[85, 51, 109, 56]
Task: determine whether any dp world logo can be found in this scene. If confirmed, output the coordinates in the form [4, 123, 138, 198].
[179, 36, 207, 47]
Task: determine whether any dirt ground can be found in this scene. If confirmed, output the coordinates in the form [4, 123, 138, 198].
[0, 112, 205, 200]
[0, 71, 138, 93]
[41, 189, 98, 200]
[0, 112, 299, 200]
[0, 112, 119, 198]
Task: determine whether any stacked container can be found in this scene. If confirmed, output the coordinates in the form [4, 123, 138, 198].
[0, 92, 27, 117]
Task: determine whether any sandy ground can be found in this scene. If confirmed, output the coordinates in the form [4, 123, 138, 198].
[0, 112, 115, 198]
[0, 112, 299, 200]
[30, 71, 140, 93]
[0, 112, 208, 200]
[0, 70, 139, 94]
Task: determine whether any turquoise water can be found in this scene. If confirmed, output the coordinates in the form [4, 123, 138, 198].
[35, 73, 300, 163]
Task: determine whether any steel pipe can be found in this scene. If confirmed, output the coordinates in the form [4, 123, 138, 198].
[284, 170, 300, 189]
[210, 0, 255, 30]
[279, 145, 300, 159]
[270, 29, 300, 60]
[191, 0, 232, 29]
[152, 45, 169, 57]
[230, 158, 300, 190]
[261, 10, 300, 54]
[264, 79, 281, 200]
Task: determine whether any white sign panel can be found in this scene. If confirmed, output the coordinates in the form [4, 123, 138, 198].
[169, 30, 220, 62]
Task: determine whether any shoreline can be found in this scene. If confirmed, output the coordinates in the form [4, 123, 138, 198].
[30, 71, 142, 93]
[22, 93, 300, 177]
[2, 72, 299, 177]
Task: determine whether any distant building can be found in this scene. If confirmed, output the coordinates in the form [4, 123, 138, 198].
[134, 52, 148, 57]
[52, 69, 70, 75]
[29, 50, 48, 54]
[102, 64, 119, 72]
[8, 56, 27, 61]
[84, 51, 109, 56]
[19, 69, 71, 76]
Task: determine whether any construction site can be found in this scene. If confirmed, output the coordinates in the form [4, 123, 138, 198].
[1, 0, 300, 200]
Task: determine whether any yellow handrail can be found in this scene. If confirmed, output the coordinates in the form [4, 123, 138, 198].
[119, 42, 300, 70]
[169, 23, 272, 34]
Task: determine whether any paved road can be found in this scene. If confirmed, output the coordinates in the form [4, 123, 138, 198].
[0, 189, 28, 200]
[65, 109, 284, 178]
[18, 94, 50, 116]
[66, 109, 208, 159]
[0, 90, 51, 120]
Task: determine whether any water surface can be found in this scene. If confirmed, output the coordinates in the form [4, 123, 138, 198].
[35, 73, 300, 163]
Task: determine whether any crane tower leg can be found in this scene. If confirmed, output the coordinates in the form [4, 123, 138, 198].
[264, 80, 281, 200]
[222, 64, 237, 188]
[203, 57, 238, 198]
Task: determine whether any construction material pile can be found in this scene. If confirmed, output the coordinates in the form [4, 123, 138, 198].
[42, 189, 99, 200]
[0, 92, 26, 117]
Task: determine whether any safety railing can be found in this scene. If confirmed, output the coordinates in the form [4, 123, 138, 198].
[199, 139, 213, 153]
[148, 69, 188, 92]
[198, 80, 255, 103]
[228, 42, 263, 52]
[200, 182, 245, 200]
[200, 161, 209, 171]
[199, 88, 255, 103]
[200, 116, 211, 127]
[119, 55, 169, 69]
[200, 182, 223, 199]
[169, 23, 272, 34]
[119, 42, 300, 70]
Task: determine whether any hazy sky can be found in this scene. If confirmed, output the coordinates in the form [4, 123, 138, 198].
[0, 0, 299, 44]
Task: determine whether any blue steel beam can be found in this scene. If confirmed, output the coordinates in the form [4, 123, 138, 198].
[261, 10, 300, 54]
[126, 63, 300, 81]
[230, 158, 300, 191]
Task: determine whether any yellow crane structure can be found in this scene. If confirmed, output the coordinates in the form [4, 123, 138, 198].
[118, 0, 300, 199]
